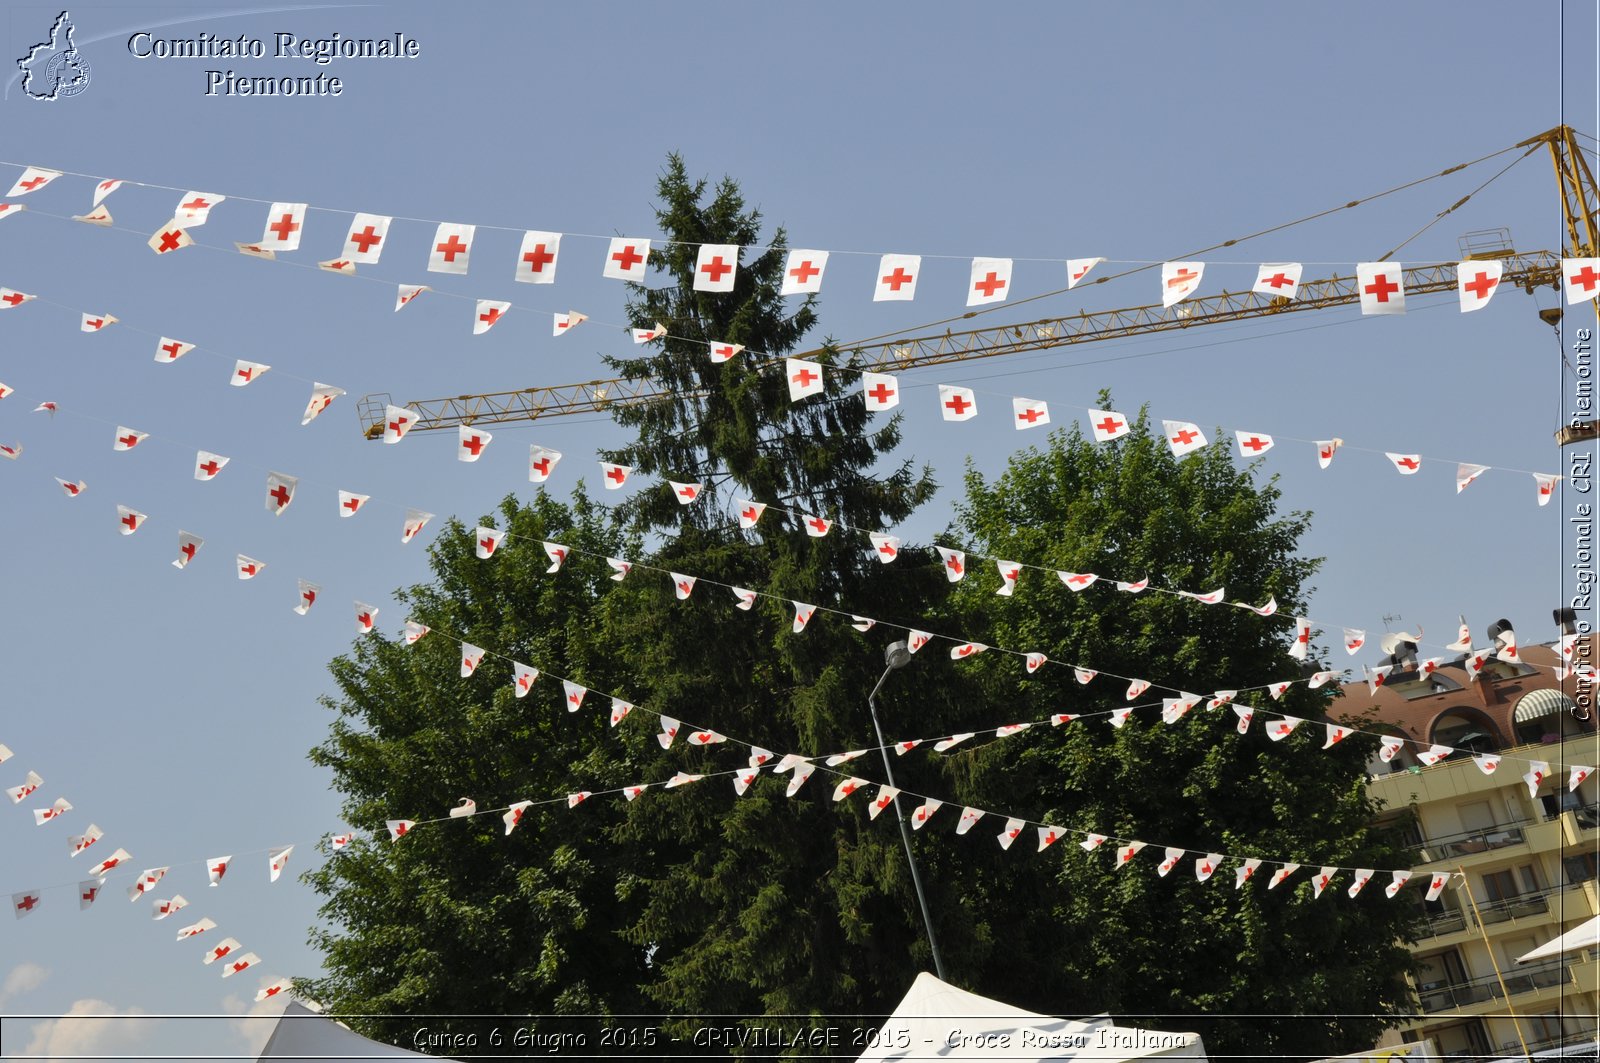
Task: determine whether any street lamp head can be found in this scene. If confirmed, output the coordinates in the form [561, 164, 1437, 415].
[884, 641, 912, 670]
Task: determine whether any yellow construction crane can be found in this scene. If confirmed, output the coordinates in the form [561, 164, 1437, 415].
[359, 126, 1599, 446]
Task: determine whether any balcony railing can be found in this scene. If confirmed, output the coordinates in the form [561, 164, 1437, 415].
[1417, 957, 1572, 1013]
[1405, 822, 1529, 865]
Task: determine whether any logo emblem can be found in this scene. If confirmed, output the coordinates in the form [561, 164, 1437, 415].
[18, 11, 91, 100]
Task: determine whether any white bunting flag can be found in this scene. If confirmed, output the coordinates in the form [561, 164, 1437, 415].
[395, 284, 428, 311]
[868, 786, 900, 820]
[874, 254, 920, 301]
[1316, 439, 1342, 469]
[782, 249, 828, 295]
[355, 602, 379, 634]
[1523, 761, 1550, 798]
[113, 426, 147, 452]
[1424, 874, 1450, 901]
[802, 514, 832, 537]
[906, 631, 931, 654]
[939, 385, 977, 421]
[474, 527, 502, 560]
[1289, 617, 1312, 660]
[235, 241, 274, 260]
[1037, 825, 1065, 851]
[255, 980, 292, 1003]
[862, 372, 899, 411]
[333, 490, 370, 519]
[207, 855, 232, 887]
[1456, 260, 1501, 312]
[600, 462, 631, 490]
[1385, 870, 1412, 898]
[1195, 853, 1223, 882]
[669, 481, 702, 505]
[1324, 723, 1352, 748]
[953, 807, 984, 836]
[1236, 858, 1262, 889]
[736, 500, 766, 529]
[428, 223, 475, 274]
[1562, 257, 1600, 304]
[563, 681, 587, 713]
[786, 359, 824, 401]
[175, 191, 223, 225]
[785, 764, 815, 797]
[934, 731, 977, 750]
[1357, 262, 1405, 314]
[260, 203, 306, 250]
[1473, 753, 1501, 775]
[1026, 652, 1047, 673]
[869, 533, 900, 563]
[154, 337, 194, 364]
[459, 643, 486, 678]
[1066, 257, 1103, 288]
[1236, 431, 1274, 457]
[1570, 765, 1593, 791]
[176, 916, 216, 939]
[32, 797, 71, 825]
[630, 321, 666, 344]
[473, 300, 510, 335]
[1116, 841, 1147, 867]
[205, 939, 245, 967]
[344, 213, 391, 264]
[1081, 833, 1109, 852]
[13, 892, 41, 918]
[708, 340, 744, 363]
[1453, 462, 1489, 493]
[997, 818, 1025, 850]
[293, 580, 320, 616]
[603, 238, 651, 281]
[1343, 628, 1366, 655]
[1161, 261, 1204, 307]
[386, 820, 413, 841]
[936, 546, 966, 581]
[1074, 668, 1097, 685]
[148, 223, 193, 256]
[1058, 570, 1098, 592]
[191, 451, 230, 482]
[1125, 679, 1150, 700]
[1157, 847, 1185, 876]
[694, 244, 739, 292]
[852, 616, 876, 631]
[450, 798, 477, 819]
[1161, 696, 1199, 724]
[0, 289, 34, 309]
[671, 573, 696, 600]
[1109, 708, 1133, 728]
[222, 953, 262, 979]
[910, 799, 942, 830]
[1415, 744, 1453, 766]
[1346, 870, 1377, 898]
[1387, 452, 1422, 475]
[79, 879, 105, 910]
[1089, 409, 1130, 442]
[231, 360, 269, 387]
[55, 478, 84, 497]
[382, 406, 416, 445]
[1253, 262, 1302, 300]
[235, 555, 265, 581]
[301, 383, 345, 426]
[1163, 420, 1206, 457]
[792, 602, 815, 633]
[529, 445, 562, 483]
[996, 561, 1020, 597]
[543, 542, 568, 572]
[1013, 397, 1049, 430]
[968, 257, 1012, 306]
[403, 621, 430, 645]
[172, 531, 203, 570]
[503, 801, 532, 835]
[1266, 717, 1301, 741]
[1534, 473, 1560, 506]
[1233, 705, 1254, 733]
[1377, 735, 1406, 763]
[1268, 863, 1299, 890]
[69, 825, 102, 856]
[512, 662, 539, 698]
[8, 167, 60, 196]
[516, 231, 560, 283]
[116, 506, 146, 535]
[731, 587, 757, 611]
[1311, 867, 1337, 899]
[88, 848, 131, 877]
[265, 472, 297, 516]
[268, 845, 293, 882]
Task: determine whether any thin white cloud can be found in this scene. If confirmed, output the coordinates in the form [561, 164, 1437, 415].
[0, 961, 50, 1005]
[21, 998, 153, 1062]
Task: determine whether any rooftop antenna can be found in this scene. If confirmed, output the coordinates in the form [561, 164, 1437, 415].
[1381, 613, 1403, 632]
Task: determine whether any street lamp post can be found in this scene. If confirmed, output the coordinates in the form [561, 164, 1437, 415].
[866, 640, 947, 982]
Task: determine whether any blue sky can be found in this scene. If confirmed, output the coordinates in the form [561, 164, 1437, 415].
[0, 1, 1595, 1057]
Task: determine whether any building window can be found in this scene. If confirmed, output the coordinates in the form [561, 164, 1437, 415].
[1432, 708, 1503, 755]
[1564, 852, 1599, 885]
[1482, 865, 1540, 902]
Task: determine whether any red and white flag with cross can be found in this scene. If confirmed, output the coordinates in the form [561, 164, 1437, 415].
[338, 491, 368, 517]
[936, 546, 966, 582]
[383, 406, 416, 444]
[1089, 409, 1129, 442]
[0, 288, 34, 309]
[554, 309, 585, 335]
[231, 360, 269, 387]
[474, 527, 502, 559]
[1357, 262, 1406, 315]
[1161, 261, 1204, 307]
[194, 451, 229, 481]
[1066, 257, 1103, 289]
[869, 532, 900, 563]
[529, 445, 562, 483]
[116, 506, 147, 535]
[1013, 397, 1049, 430]
[996, 561, 1020, 597]
[1162, 420, 1206, 457]
[302, 383, 345, 426]
[516, 231, 561, 284]
[155, 337, 194, 364]
[694, 244, 739, 292]
[1253, 262, 1302, 300]
[782, 249, 828, 295]
[600, 462, 631, 490]
[7, 772, 41, 804]
[786, 358, 824, 401]
[604, 237, 651, 281]
[172, 531, 203, 570]
[968, 257, 1012, 306]
[861, 372, 899, 411]
[81, 313, 117, 333]
[355, 602, 379, 634]
[80, 879, 105, 910]
[428, 223, 475, 275]
[513, 662, 539, 698]
[669, 481, 702, 505]
[266, 472, 297, 516]
[395, 284, 428, 311]
[874, 254, 920, 302]
[473, 300, 510, 335]
[294, 580, 320, 615]
[207, 855, 232, 887]
[460, 643, 486, 678]
[1563, 257, 1600, 304]
[175, 192, 224, 226]
[1235, 431, 1274, 457]
[149, 226, 191, 256]
[343, 213, 391, 264]
[12, 891, 40, 918]
[1534, 473, 1560, 506]
[268, 845, 293, 882]
[1456, 260, 1501, 312]
[7, 167, 60, 196]
[459, 425, 492, 462]
[802, 514, 833, 537]
[939, 385, 977, 422]
[113, 426, 147, 452]
[737, 499, 766, 528]
[260, 203, 306, 251]
[1386, 452, 1422, 475]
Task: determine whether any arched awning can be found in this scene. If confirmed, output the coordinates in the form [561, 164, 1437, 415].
[1513, 688, 1575, 724]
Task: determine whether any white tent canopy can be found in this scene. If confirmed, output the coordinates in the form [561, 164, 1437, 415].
[258, 1001, 447, 1061]
[854, 972, 1206, 1062]
[1516, 914, 1600, 964]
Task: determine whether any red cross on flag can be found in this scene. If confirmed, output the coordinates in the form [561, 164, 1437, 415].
[1357, 262, 1406, 315]
[177, 916, 217, 940]
[1418, 655, 1444, 677]
[604, 237, 651, 281]
[1288, 616, 1311, 660]
[725, 769, 755, 796]
[267, 845, 294, 882]
[560, 680, 587, 714]
[689, 729, 727, 748]
[1266, 863, 1300, 890]
[343, 213, 391, 264]
[893, 740, 922, 756]
[0, 381, 10, 399]
[382, 405, 416, 445]
[792, 602, 815, 633]
[861, 371, 899, 412]
[1318, 721, 1354, 750]
[968, 257, 1013, 306]
[473, 300, 510, 335]
[88, 848, 131, 877]
[1162, 420, 1206, 457]
[7, 166, 60, 196]
[428, 222, 475, 274]
[671, 573, 696, 600]
[1307, 866, 1338, 899]
[935, 732, 977, 751]
[386, 820, 413, 841]
[693, 243, 739, 292]
[175, 191, 224, 225]
[453, 427, 495, 466]
[206, 854, 232, 887]
[996, 561, 1020, 597]
[726, 586, 756, 611]
[1072, 832, 1105, 854]
[769, 762, 808, 796]
[221, 953, 262, 979]
[1182, 587, 1224, 605]
[825, 750, 867, 767]
[254, 979, 292, 1003]
[1307, 440, 1339, 474]
[1522, 760, 1550, 798]
[786, 358, 824, 401]
[1424, 874, 1451, 902]
[73, 204, 113, 226]
[55, 478, 85, 497]
[1341, 628, 1365, 655]
[1235, 858, 1262, 889]
[1365, 663, 1393, 694]
[938, 385, 978, 422]
[1116, 577, 1149, 593]
[1563, 257, 1600, 303]
[1088, 409, 1129, 443]
[1057, 570, 1097, 592]
[868, 532, 900, 563]
[474, 527, 502, 559]
[1386, 452, 1421, 475]
[265, 471, 297, 516]
[260, 202, 306, 250]
[320, 257, 357, 275]
[669, 481, 702, 505]
[906, 631, 932, 654]
[1570, 765, 1594, 791]
[986, 817, 1022, 850]
[12, 891, 40, 918]
[1066, 257, 1103, 289]
[600, 462, 632, 490]
[936, 546, 965, 581]
[192, 450, 229, 482]
[1107, 708, 1133, 729]
[1267, 717, 1301, 741]
[0, 442, 17, 461]
[80, 879, 105, 910]
[726, 499, 765, 530]
[113, 426, 147, 452]
[293, 579, 321, 616]
[0, 204, 22, 223]
[1372, 870, 1410, 901]
[460, 643, 486, 678]
[1413, 743, 1453, 767]
[1154, 847, 1184, 877]
[1372, 735, 1405, 764]
[827, 777, 864, 803]
[1472, 753, 1501, 776]
[1533, 472, 1560, 506]
[301, 383, 345, 426]
[151, 224, 198, 255]
[1161, 261, 1204, 307]
[150, 335, 197, 367]
[235, 242, 274, 260]
[0, 289, 34, 309]
[908, 799, 941, 830]
[502, 661, 536, 701]
[802, 514, 832, 538]
[1454, 260, 1502, 312]
[852, 616, 876, 631]
[355, 602, 379, 634]
[1233, 704, 1255, 734]
[334, 490, 370, 518]
[499, 800, 533, 835]
[172, 531, 204, 570]
[203, 938, 243, 966]
[402, 621, 430, 645]
[1025, 824, 1062, 851]
[1021, 652, 1046, 673]
[70, 824, 102, 855]
[1161, 696, 1199, 724]
[93, 179, 123, 206]
[1252, 262, 1302, 300]
[874, 254, 920, 302]
[1114, 841, 1146, 866]
[1235, 431, 1274, 457]
[516, 230, 561, 284]
[231, 359, 270, 387]
[395, 284, 429, 312]
[781, 249, 828, 295]
[116, 505, 147, 535]
[32, 797, 71, 825]
[860, 787, 902, 822]
[1245, 597, 1278, 617]
[1012, 397, 1049, 430]
[537, 541, 567, 573]
[1122, 678, 1150, 700]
